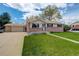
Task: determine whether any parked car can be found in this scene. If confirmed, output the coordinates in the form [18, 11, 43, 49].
[0, 26, 4, 33]
[0, 29, 4, 33]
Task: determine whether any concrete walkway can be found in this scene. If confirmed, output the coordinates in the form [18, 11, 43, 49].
[0, 32, 26, 56]
[46, 32, 79, 44]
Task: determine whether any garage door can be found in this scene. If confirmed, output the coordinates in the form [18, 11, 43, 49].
[5, 26, 12, 32]
[12, 26, 24, 32]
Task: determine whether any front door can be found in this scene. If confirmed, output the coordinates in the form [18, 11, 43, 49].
[42, 24, 46, 31]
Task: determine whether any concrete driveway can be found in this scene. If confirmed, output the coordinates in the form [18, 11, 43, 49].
[0, 32, 26, 56]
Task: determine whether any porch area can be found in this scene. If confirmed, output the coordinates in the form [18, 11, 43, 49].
[26, 23, 63, 33]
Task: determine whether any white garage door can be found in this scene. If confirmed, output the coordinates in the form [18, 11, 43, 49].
[12, 26, 24, 32]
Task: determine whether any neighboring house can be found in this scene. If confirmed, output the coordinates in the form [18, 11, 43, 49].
[71, 22, 79, 31]
[5, 24, 25, 32]
[25, 16, 63, 34]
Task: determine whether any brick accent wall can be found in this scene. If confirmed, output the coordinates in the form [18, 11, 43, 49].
[46, 27, 63, 32]
[29, 28, 44, 32]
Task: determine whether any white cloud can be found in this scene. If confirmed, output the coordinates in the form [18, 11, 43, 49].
[3, 3, 74, 21]
[63, 15, 79, 20]
[68, 3, 74, 7]
[54, 3, 67, 8]
[61, 14, 79, 25]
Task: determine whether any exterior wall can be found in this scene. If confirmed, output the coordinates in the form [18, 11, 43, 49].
[26, 23, 45, 32]
[28, 27, 63, 32]
[46, 27, 63, 32]
[29, 28, 44, 32]
[25, 20, 46, 33]
[26, 21, 63, 33]
[5, 26, 12, 32]
[26, 22, 30, 32]
[71, 24, 79, 29]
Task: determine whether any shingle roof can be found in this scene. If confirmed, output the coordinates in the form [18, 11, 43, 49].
[71, 21, 79, 25]
[27, 16, 60, 24]
[5, 23, 25, 26]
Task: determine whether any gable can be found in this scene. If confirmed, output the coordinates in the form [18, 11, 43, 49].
[30, 19, 46, 24]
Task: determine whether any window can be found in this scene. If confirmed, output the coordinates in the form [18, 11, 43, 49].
[57, 24, 62, 27]
[72, 29, 79, 31]
[47, 24, 53, 27]
[32, 23, 39, 28]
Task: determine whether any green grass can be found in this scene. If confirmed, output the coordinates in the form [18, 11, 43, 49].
[52, 32, 79, 41]
[22, 33, 79, 56]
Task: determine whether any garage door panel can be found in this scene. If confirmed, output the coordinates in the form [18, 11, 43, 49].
[12, 26, 24, 32]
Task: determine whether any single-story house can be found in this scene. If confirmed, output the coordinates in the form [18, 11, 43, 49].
[4, 16, 63, 33]
[25, 16, 63, 34]
[5, 24, 25, 32]
[71, 22, 79, 31]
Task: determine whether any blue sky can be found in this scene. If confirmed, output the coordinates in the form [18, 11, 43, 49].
[0, 3, 79, 24]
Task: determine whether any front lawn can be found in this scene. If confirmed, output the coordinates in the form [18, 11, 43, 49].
[52, 32, 79, 41]
[22, 33, 79, 56]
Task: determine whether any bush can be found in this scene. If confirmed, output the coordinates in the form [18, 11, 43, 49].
[63, 24, 71, 32]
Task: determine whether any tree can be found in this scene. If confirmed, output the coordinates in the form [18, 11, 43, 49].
[0, 12, 11, 26]
[63, 24, 71, 32]
[40, 5, 62, 21]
